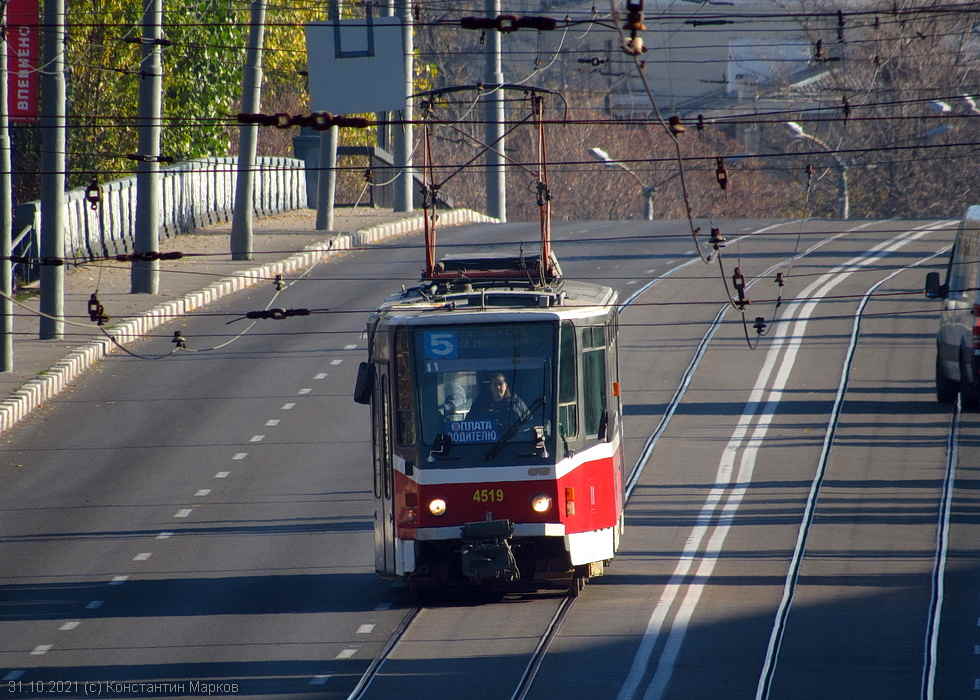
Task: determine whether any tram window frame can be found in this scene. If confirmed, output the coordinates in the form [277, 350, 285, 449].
[394, 329, 417, 447]
[558, 321, 578, 441]
[582, 325, 607, 438]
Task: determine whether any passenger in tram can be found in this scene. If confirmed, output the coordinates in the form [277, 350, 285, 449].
[466, 372, 530, 432]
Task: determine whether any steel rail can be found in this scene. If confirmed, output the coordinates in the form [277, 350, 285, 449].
[509, 594, 577, 700]
[346, 606, 421, 700]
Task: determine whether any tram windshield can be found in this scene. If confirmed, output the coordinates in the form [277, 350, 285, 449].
[413, 322, 554, 464]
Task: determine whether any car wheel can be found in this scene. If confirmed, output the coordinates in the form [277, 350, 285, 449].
[937, 355, 958, 404]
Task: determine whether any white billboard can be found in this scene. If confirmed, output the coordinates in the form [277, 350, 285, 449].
[306, 16, 405, 114]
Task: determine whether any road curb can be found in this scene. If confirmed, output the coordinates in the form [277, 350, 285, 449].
[0, 208, 498, 435]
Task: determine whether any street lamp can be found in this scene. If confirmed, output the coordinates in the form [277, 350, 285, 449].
[588, 147, 656, 220]
[784, 121, 849, 220]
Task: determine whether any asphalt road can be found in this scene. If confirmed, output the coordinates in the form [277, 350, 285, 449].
[1, 217, 975, 699]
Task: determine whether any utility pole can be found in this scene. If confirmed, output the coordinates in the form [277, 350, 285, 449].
[39, 0, 65, 338]
[394, 0, 413, 212]
[315, 0, 340, 231]
[231, 0, 267, 259]
[0, 0, 12, 370]
[132, 0, 164, 291]
[484, 0, 505, 221]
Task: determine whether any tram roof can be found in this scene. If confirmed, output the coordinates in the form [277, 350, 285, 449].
[371, 278, 618, 325]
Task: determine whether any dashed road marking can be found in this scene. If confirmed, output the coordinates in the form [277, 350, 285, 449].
[85, 601, 103, 610]
[249, 435, 265, 442]
[625, 280, 637, 286]
[156, 532, 173, 540]
[232, 453, 248, 460]
[194, 489, 211, 497]
[174, 508, 192, 518]
[215, 472, 230, 479]
[356, 624, 375, 634]
[281, 403, 296, 410]
[344, 344, 357, 350]
[335, 649, 357, 660]
[330, 359, 343, 366]
[314, 373, 327, 380]
[3, 671, 24, 681]
[30, 645, 52, 656]
[265, 419, 280, 426]
[297, 388, 312, 395]
[109, 576, 128, 585]
[309, 676, 330, 686]
[133, 553, 152, 561]
[59, 621, 80, 631]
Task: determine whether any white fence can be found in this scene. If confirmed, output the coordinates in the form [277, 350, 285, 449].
[13, 156, 307, 267]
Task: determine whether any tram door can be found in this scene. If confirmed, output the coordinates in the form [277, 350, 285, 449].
[372, 364, 397, 576]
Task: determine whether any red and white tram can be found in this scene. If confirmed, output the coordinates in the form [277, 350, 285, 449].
[353, 252, 625, 592]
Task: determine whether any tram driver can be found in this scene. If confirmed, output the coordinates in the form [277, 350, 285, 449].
[466, 372, 530, 433]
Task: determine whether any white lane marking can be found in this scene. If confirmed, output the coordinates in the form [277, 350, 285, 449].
[29, 646, 51, 656]
[281, 403, 296, 410]
[59, 621, 80, 631]
[314, 373, 328, 380]
[174, 508, 192, 518]
[374, 602, 391, 611]
[619, 221, 946, 700]
[215, 472, 230, 479]
[156, 532, 173, 539]
[265, 418, 280, 426]
[3, 671, 24, 681]
[356, 624, 375, 634]
[297, 388, 312, 395]
[330, 359, 343, 366]
[335, 649, 357, 659]
[344, 344, 357, 350]
[625, 280, 637, 286]
[195, 489, 211, 497]
[85, 600, 103, 609]
[133, 553, 152, 561]
[249, 435, 265, 442]
[109, 576, 128, 585]
[232, 452, 248, 460]
[309, 675, 330, 686]
[922, 393, 960, 700]
[664, 260, 676, 266]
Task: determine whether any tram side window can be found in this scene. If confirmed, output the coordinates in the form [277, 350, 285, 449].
[583, 325, 607, 437]
[394, 330, 416, 446]
[558, 322, 578, 439]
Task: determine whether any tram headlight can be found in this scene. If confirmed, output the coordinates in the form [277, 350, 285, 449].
[428, 498, 447, 516]
[531, 494, 552, 513]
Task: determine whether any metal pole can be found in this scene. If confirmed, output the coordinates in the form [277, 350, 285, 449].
[394, 0, 413, 212]
[833, 158, 849, 220]
[231, 0, 267, 261]
[314, 125, 338, 230]
[132, 0, 164, 292]
[0, 1, 12, 370]
[643, 186, 655, 221]
[484, 0, 505, 221]
[39, 0, 65, 338]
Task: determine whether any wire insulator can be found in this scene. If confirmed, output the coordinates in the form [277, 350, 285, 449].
[172, 331, 187, 349]
[715, 157, 729, 190]
[84, 180, 101, 211]
[536, 182, 552, 207]
[114, 251, 184, 262]
[709, 227, 726, 250]
[775, 272, 784, 287]
[732, 266, 748, 308]
[274, 274, 285, 291]
[668, 115, 686, 135]
[754, 316, 767, 335]
[244, 308, 312, 320]
[842, 96, 851, 124]
[87, 292, 108, 325]
[696, 114, 705, 132]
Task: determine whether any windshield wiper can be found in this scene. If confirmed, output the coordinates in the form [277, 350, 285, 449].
[484, 397, 545, 460]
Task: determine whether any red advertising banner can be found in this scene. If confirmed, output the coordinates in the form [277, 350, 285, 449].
[7, 0, 39, 122]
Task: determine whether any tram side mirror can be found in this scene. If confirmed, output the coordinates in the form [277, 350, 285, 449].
[925, 272, 946, 299]
[353, 362, 374, 404]
[533, 426, 548, 459]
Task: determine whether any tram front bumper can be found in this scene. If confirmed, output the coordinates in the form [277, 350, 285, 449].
[460, 519, 520, 583]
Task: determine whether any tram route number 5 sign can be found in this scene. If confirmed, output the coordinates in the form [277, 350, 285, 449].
[424, 332, 458, 359]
